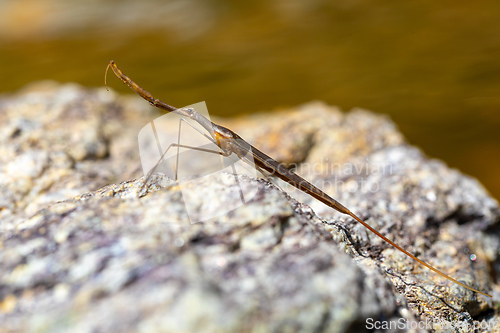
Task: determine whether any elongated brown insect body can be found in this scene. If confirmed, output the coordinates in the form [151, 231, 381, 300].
[105, 61, 491, 298]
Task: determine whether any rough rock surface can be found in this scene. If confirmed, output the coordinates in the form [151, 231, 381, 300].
[1, 83, 499, 332]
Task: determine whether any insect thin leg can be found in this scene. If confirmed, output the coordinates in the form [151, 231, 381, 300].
[175, 117, 182, 181]
[173, 116, 229, 180]
[151, 120, 165, 159]
[141, 116, 231, 195]
[229, 163, 246, 203]
[139, 142, 230, 196]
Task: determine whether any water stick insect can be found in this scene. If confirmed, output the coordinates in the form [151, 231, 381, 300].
[105, 60, 492, 298]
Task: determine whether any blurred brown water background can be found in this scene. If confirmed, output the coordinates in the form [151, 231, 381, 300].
[1, 0, 499, 199]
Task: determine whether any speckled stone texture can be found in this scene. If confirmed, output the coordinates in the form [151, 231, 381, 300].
[1, 83, 499, 333]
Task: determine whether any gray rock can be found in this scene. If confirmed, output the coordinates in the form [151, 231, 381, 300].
[1, 84, 499, 332]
